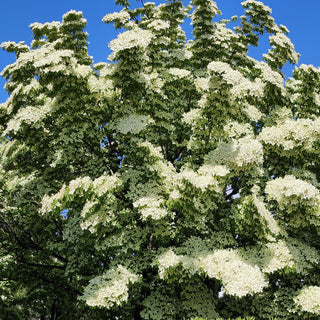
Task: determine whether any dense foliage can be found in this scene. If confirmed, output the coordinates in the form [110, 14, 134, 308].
[1, 0, 320, 319]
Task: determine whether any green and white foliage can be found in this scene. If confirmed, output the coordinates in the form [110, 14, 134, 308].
[0, 0, 319, 319]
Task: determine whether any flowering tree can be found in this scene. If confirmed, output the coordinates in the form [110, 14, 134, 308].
[1, 0, 320, 319]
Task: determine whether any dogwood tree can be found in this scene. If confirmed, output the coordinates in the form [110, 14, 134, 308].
[1, 0, 320, 319]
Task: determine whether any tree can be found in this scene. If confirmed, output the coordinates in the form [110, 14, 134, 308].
[0, 0, 320, 319]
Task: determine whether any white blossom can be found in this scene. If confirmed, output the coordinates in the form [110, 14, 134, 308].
[208, 61, 243, 85]
[259, 118, 320, 151]
[243, 104, 263, 121]
[255, 61, 284, 87]
[133, 196, 169, 220]
[265, 176, 320, 207]
[147, 19, 170, 31]
[93, 173, 122, 197]
[263, 240, 294, 273]
[4, 104, 51, 134]
[179, 168, 219, 192]
[115, 113, 154, 134]
[102, 10, 130, 24]
[231, 78, 264, 99]
[69, 176, 92, 195]
[158, 249, 194, 279]
[83, 266, 139, 308]
[206, 137, 264, 169]
[198, 250, 267, 297]
[194, 77, 210, 92]
[182, 108, 202, 125]
[109, 28, 154, 59]
[138, 141, 163, 158]
[241, 0, 272, 13]
[168, 68, 191, 79]
[40, 173, 121, 213]
[74, 64, 92, 78]
[294, 286, 320, 315]
[223, 121, 253, 138]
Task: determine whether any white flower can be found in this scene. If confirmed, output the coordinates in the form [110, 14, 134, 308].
[93, 173, 122, 197]
[109, 28, 154, 58]
[241, 0, 272, 13]
[198, 249, 267, 297]
[115, 114, 153, 134]
[4, 104, 51, 134]
[83, 266, 139, 308]
[138, 141, 163, 158]
[208, 61, 243, 85]
[102, 10, 130, 24]
[259, 118, 320, 151]
[168, 68, 191, 79]
[158, 249, 182, 278]
[147, 19, 170, 31]
[231, 78, 264, 99]
[69, 176, 92, 195]
[263, 240, 294, 273]
[265, 175, 320, 210]
[206, 137, 264, 169]
[255, 61, 284, 87]
[157, 249, 194, 278]
[294, 286, 320, 315]
[243, 104, 263, 122]
[194, 77, 210, 92]
[179, 168, 218, 192]
[74, 64, 92, 78]
[182, 108, 202, 125]
[133, 196, 169, 220]
[224, 121, 253, 138]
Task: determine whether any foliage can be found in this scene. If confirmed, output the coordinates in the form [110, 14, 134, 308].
[0, 0, 320, 319]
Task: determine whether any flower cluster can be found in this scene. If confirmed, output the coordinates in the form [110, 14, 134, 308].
[194, 77, 210, 92]
[198, 250, 267, 297]
[102, 9, 130, 24]
[6, 172, 36, 190]
[82, 265, 139, 308]
[231, 78, 265, 99]
[4, 104, 51, 134]
[243, 104, 263, 122]
[212, 23, 239, 50]
[115, 113, 154, 135]
[294, 286, 320, 315]
[241, 0, 272, 13]
[255, 61, 284, 87]
[223, 121, 253, 138]
[138, 71, 164, 94]
[40, 173, 121, 213]
[182, 108, 202, 125]
[265, 175, 320, 210]
[207, 61, 243, 86]
[262, 240, 294, 273]
[147, 19, 170, 31]
[168, 68, 191, 79]
[133, 195, 169, 220]
[206, 137, 264, 169]
[259, 118, 320, 151]
[157, 249, 194, 279]
[109, 28, 154, 58]
[179, 168, 219, 192]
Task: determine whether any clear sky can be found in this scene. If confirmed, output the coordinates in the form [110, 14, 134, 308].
[0, 0, 319, 103]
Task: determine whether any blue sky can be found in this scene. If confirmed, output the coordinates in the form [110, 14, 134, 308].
[0, 0, 319, 103]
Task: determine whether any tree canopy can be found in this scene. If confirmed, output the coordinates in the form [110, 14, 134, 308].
[1, 1, 320, 319]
